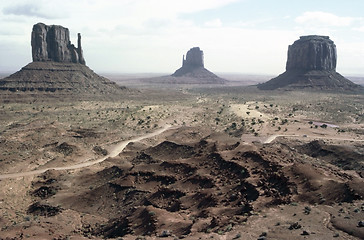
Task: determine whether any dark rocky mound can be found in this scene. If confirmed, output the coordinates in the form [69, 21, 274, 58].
[61, 135, 362, 239]
[295, 140, 364, 171]
[141, 47, 226, 84]
[0, 23, 125, 95]
[258, 35, 362, 91]
[23, 127, 364, 239]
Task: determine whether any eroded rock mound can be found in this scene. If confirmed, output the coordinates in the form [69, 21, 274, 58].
[258, 35, 361, 91]
[22, 127, 364, 239]
[0, 62, 125, 94]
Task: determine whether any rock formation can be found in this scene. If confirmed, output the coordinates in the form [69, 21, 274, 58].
[31, 23, 85, 64]
[258, 35, 361, 91]
[286, 35, 336, 71]
[0, 61, 124, 94]
[183, 47, 204, 68]
[0, 23, 125, 96]
[172, 47, 206, 77]
[167, 47, 225, 84]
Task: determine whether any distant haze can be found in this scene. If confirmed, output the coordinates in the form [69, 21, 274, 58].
[1, 0, 364, 76]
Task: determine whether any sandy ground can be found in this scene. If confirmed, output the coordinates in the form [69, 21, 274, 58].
[230, 102, 269, 120]
[0, 85, 363, 239]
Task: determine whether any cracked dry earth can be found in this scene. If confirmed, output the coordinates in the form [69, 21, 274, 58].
[1, 126, 364, 240]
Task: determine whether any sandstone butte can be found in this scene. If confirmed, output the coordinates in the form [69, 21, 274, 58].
[171, 47, 226, 83]
[258, 35, 362, 91]
[0, 23, 124, 95]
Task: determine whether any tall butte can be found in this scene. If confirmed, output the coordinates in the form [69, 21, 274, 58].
[258, 35, 361, 91]
[31, 23, 85, 64]
[171, 47, 226, 84]
[0, 23, 124, 95]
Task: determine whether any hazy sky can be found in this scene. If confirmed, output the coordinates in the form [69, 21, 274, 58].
[1, 0, 364, 75]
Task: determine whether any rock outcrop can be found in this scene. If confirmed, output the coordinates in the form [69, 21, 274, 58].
[286, 35, 336, 71]
[183, 47, 204, 68]
[0, 23, 126, 97]
[168, 47, 225, 84]
[172, 47, 205, 77]
[31, 23, 85, 64]
[258, 35, 361, 91]
[0, 62, 124, 94]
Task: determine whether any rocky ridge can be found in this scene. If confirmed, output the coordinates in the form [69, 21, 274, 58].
[258, 35, 361, 91]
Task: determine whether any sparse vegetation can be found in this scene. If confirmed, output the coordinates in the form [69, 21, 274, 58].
[0, 81, 363, 240]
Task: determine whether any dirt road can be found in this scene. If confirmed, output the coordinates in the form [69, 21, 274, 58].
[2, 125, 362, 180]
[263, 134, 364, 144]
[0, 125, 172, 180]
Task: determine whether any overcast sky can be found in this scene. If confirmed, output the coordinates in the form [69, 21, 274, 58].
[1, 0, 364, 75]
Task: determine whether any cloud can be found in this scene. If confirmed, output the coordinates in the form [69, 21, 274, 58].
[353, 26, 364, 32]
[295, 11, 354, 27]
[2, 3, 64, 19]
[204, 18, 222, 28]
[133, 0, 240, 15]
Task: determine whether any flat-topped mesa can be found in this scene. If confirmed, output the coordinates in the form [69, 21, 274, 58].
[286, 35, 336, 71]
[31, 23, 85, 64]
[258, 35, 361, 91]
[182, 47, 204, 68]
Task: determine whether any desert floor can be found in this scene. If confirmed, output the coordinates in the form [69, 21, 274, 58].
[0, 79, 363, 239]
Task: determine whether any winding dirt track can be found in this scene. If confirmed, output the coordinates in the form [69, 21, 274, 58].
[263, 134, 364, 144]
[0, 125, 172, 180]
[2, 125, 362, 180]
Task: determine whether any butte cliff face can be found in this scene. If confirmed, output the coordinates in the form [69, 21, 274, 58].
[32, 23, 85, 64]
[169, 47, 225, 84]
[286, 35, 336, 71]
[172, 47, 206, 77]
[183, 47, 204, 68]
[258, 35, 361, 91]
[0, 23, 125, 96]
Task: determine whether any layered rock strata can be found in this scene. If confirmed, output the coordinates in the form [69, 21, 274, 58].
[0, 62, 123, 93]
[258, 35, 361, 90]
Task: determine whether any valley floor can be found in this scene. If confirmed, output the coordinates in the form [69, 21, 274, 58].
[0, 83, 363, 239]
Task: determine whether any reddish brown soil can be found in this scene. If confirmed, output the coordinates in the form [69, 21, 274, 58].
[2, 127, 361, 239]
